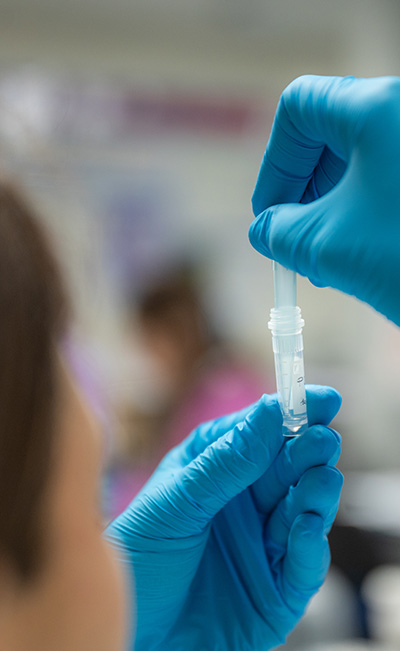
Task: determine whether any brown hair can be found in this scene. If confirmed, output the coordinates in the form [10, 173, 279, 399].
[0, 180, 68, 583]
[135, 273, 213, 360]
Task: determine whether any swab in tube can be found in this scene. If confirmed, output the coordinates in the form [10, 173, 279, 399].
[268, 262, 308, 437]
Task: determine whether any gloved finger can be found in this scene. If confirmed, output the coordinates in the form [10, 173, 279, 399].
[264, 466, 343, 563]
[175, 383, 339, 468]
[251, 385, 341, 514]
[251, 75, 365, 217]
[300, 146, 347, 204]
[249, 195, 331, 283]
[302, 384, 342, 426]
[251, 424, 341, 515]
[280, 513, 330, 615]
[161, 384, 340, 495]
[148, 395, 284, 537]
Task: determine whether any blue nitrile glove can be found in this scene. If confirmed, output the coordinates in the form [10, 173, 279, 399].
[104, 385, 343, 651]
[249, 74, 400, 326]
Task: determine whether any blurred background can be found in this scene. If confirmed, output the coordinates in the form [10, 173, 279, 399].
[2, 0, 400, 648]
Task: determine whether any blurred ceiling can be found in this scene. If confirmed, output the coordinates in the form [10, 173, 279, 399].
[0, 0, 399, 94]
[1, 0, 349, 34]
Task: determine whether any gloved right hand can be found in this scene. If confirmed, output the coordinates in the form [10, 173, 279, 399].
[105, 386, 342, 651]
[249, 75, 400, 326]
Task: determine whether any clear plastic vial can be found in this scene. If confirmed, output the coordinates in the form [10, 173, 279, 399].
[268, 305, 308, 437]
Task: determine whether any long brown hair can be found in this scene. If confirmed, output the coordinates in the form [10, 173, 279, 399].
[0, 180, 68, 583]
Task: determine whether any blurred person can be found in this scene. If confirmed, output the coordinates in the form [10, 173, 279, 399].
[0, 177, 343, 651]
[113, 267, 270, 512]
[135, 267, 269, 446]
[0, 181, 127, 651]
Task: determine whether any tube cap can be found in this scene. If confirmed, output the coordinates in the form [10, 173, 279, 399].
[268, 306, 304, 335]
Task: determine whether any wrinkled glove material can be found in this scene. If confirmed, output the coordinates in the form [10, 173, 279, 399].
[105, 386, 343, 650]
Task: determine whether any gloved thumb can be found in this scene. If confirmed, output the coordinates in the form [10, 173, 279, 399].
[249, 199, 329, 288]
[158, 395, 283, 536]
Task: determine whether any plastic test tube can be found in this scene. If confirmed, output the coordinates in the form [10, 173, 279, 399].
[268, 262, 308, 437]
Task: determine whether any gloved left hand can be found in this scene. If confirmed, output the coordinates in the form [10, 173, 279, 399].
[104, 385, 343, 651]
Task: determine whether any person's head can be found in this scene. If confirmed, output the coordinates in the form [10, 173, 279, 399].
[134, 270, 213, 391]
[0, 181, 128, 651]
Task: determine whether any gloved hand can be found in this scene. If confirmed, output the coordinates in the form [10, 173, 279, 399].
[104, 385, 343, 651]
[249, 74, 400, 326]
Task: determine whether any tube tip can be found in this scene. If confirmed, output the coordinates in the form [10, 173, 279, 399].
[273, 262, 297, 308]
